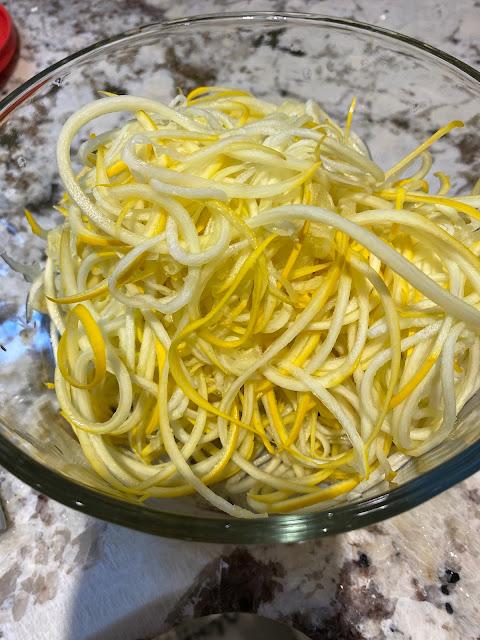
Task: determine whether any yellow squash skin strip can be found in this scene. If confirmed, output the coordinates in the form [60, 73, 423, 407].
[384, 121, 464, 180]
[389, 356, 438, 409]
[57, 304, 107, 389]
[27, 87, 480, 517]
[24, 209, 47, 238]
[377, 190, 480, 223]
[47, 282, 109, 304]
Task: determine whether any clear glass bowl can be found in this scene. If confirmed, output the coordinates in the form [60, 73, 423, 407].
[1, 12, 480, 543]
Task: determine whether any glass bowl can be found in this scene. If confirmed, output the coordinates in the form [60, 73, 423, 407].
[1, 12, 480, 543]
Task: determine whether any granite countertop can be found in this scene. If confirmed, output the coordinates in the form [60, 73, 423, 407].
[1, 1, 480, 639]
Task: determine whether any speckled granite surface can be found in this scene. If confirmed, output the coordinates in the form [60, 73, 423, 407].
[1, 1, 480, 639]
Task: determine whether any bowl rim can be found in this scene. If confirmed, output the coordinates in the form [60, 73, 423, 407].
[1, 11, 480, 543]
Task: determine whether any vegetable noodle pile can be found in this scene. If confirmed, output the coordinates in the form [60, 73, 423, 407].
[28, 86, 480, 517]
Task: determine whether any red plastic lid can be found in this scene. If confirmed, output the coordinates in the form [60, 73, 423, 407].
[0, 5, 17, 74]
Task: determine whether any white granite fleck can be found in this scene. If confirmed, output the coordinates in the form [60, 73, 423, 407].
[0, 1, 480, 639]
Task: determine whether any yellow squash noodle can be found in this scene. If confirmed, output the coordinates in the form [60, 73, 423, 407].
[28, 86, 480, 517]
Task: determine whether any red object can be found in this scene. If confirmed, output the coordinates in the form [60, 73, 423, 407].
[0, 5, 17, 74]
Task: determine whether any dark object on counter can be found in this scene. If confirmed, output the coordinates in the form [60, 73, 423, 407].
[152, 613, 310, 640]
[445, 569, 461, 584]
[355, 552, 371, 568]
[0, 496, 6, 532]
[0, 5, 18, 82]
